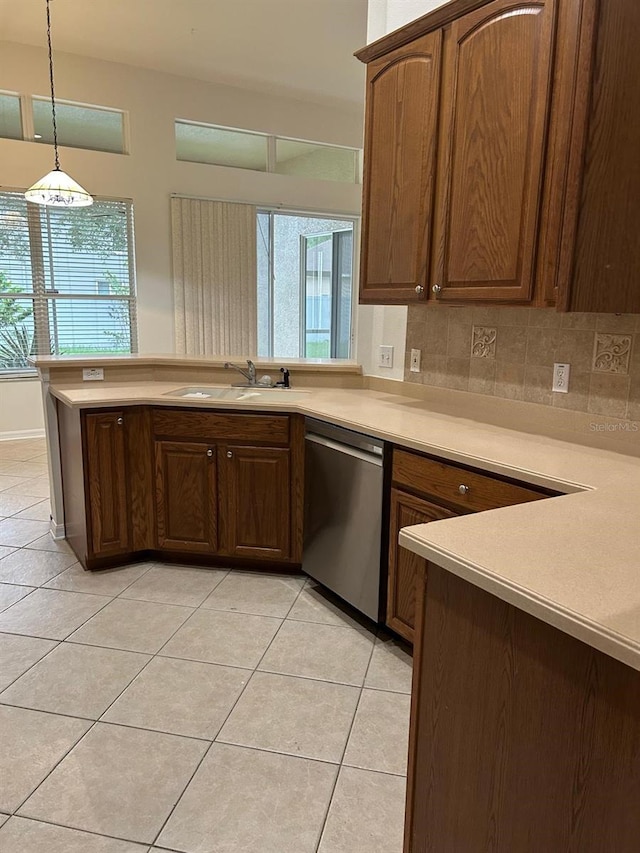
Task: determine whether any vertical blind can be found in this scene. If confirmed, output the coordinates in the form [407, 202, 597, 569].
[0, 191, 137, 374]
[171, 197, 257, 356]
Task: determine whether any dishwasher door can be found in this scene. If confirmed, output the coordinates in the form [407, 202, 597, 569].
[304, 422, 385, 622]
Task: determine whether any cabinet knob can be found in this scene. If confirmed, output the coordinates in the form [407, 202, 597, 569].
[116, 417, 123, 425]
[432, 284, 442, 295]
[458, 484, 470, 495]
[206, 449, 213, 458]
[415, 285, 424, 296]
[226, 450, 233, 458]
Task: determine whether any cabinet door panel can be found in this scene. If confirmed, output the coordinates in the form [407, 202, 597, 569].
[85, 412, 129, 558]
[387, 489, 456, 643]
[433, 0, 556, 303]
[155, 441, 217, 552]
[360, 30, 442, 303]
[219, 445, 291, 560]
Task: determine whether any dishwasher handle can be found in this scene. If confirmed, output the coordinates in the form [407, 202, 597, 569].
[305, 432, 383, 467]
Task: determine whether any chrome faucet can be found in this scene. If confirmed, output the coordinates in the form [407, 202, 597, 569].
[224, 359, 257, 386]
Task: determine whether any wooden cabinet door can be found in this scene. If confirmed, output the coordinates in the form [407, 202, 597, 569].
[431, 0, 557, 303]
[155, 441, 217, 553]
[387, 488, 456, 644]
[85, 411, 130, 558]
[219, 445, 291, 561]
[359, 30, 442, 304]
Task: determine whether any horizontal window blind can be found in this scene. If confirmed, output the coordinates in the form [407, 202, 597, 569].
[0, 191, 137, 375]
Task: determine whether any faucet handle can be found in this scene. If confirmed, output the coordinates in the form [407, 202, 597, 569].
[277, 367, 291, 389]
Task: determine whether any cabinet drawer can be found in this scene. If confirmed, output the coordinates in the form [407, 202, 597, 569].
[392, 449, 548, 512]
[152, 409, 290, 446]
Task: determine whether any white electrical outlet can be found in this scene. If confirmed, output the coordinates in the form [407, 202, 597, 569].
[410, 348, 421, 373]
[552, 362, 570, 393]
[82, 368, 104, 381]
[379, 345, 394, 369]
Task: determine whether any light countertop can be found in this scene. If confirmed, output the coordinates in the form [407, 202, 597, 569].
[47, 379, 640, 671]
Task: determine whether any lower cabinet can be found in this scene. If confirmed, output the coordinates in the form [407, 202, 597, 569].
[387, 489, 456, 643]
[155, 441, 217, 553]
[386, 447, 555, 643]
[58, 404, 304, 570]
[218, 444, 291, 561]
[84, 411, 130, 558]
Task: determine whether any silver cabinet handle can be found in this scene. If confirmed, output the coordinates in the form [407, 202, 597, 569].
[458, 484, 470, 495]
[226, 450, 233, 458]
[116, 417, 123, 425]
[415, 285, 424, 295]
[432, 284, 442, 295]
[206, 449, 213, 458]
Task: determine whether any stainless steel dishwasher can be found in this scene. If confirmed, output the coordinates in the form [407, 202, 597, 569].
[303, 418, 385, 622]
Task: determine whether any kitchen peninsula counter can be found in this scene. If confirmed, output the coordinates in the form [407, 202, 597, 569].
[32, 355, 640, 673]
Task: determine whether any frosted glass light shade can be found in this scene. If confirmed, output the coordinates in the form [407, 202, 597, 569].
[24, 168, 93, 207]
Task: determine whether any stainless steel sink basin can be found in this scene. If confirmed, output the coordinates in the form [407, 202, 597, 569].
[164, 386, 309, 403]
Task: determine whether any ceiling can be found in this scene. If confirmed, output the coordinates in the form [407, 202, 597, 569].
[0, 0, 369, 109]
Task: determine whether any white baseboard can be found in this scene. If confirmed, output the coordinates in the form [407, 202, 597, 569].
[49, 519, 66, 540]
[0, 429, 46, 442]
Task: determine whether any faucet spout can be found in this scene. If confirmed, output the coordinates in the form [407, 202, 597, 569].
[224, 359, 256, 385]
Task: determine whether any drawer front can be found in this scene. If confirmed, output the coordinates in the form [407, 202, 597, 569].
[393, 448, 548, 512]
[153, 409, 290, 446]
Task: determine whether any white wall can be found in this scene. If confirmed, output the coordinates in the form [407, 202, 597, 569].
[355, 0, 447, 380]
[0, 42, 364, 433]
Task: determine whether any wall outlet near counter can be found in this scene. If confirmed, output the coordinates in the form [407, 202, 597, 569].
[379, 345, 394, 369]
[552, 363, 570, 393]
[410, 349, 421, 373]
[83, 368, 104, 381]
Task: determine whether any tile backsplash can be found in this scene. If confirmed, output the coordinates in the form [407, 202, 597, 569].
[405, 306, 640, 420]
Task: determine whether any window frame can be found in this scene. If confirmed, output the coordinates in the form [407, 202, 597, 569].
[175, 119, 361, 183]
[256, 207, 359, 359]
[0, 190, 138, 379]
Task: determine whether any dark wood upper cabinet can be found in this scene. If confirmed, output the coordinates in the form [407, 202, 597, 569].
[218, 445, 291, 561]
[357, 0, 640, 313]
[557, 0, 640, 313]
[432, 0, 556, 303]
[84, 411, 130, 558]
[155, 440, 217, 553]
[359, 31, 442, 304]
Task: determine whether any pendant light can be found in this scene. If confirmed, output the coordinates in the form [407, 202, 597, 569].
[25, 0, 93, 207]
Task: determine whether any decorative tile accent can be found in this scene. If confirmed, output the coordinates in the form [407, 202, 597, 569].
[471, 326, 497, 358]
[592, 334, 632, 374]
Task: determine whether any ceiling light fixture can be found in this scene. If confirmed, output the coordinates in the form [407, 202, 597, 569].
[24, 0, 92, 207]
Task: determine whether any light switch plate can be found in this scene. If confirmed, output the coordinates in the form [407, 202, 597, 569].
[83, 368, 104, 381]
[410, 349, 421, 373]
[379, 345, 394, 369]
[552, 362, 570, 393]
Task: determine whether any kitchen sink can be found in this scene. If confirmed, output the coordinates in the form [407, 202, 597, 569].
[164, 386, 309, 402]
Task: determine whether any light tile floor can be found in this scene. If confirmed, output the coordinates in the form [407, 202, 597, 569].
[0, 437, 412, 853]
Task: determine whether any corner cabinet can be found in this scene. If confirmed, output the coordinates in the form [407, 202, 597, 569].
[386, 448, 556, 644]
[57, 404, 304, 570]
[357, 0, 640, 313]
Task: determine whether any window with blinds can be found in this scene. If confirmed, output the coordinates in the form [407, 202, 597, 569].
[0, 192, 137, 376]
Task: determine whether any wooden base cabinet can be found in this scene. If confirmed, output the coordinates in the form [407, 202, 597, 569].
[386, 448, 554, 643]
[58, 404, 303, 570]
[155, 441, 217, 553]
[405, 564, 640, 852]
[387, 489, 455, 643]
[218, 445, 291, 561]
[57, 406, 155, 567]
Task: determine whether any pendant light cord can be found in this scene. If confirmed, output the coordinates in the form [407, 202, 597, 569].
[45, 0, 60, 171]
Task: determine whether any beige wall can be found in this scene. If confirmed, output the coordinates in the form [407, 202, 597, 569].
[0, 41, 363, 434]
[0, 379, 44, 438]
